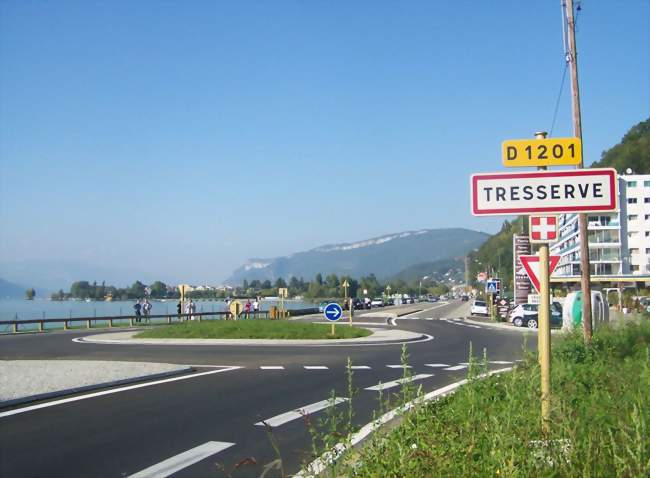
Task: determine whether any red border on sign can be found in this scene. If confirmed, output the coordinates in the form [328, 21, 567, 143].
[470, 168, 617, 215]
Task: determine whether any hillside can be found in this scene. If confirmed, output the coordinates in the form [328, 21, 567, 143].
[390, 257, 464, 283]
[227, 228, 489, 284]
[0, 278, 26, 298]
[591, 117, 650, 173]
[467, 218, 525, 292]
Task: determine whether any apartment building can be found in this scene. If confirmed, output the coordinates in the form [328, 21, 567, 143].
[550, 173, 650, 277]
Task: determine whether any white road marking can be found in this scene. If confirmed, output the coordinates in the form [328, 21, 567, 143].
[260, 366, 285, 370]
[255, 398, 348, 427]
[0, 366, 241, 419]
[441, 318, 481, 329]
[444, 365, 468, 371]
[365, 374, 433, 391]
[350, 366, 371, 370]
[296, 366, 514, 478]
[304, 366, 329, 370]
[386, 364, 412, 369]
[128, 441, 234, 478]
[490, 360, 514, 364]
[425, 363, 450, 368]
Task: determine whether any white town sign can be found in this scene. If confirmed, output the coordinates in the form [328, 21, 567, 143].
[470, 168, 617, 216]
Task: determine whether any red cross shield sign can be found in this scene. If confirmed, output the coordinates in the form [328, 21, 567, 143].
[529, 215, 558, 243]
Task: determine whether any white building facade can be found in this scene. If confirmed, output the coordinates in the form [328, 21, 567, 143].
[551, 174, 650, 277]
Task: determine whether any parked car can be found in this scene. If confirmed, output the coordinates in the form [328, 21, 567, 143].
[386, 298, 395, 306]
[461, 294, 469, 302]
[343, 298, 365, 310]
[440, 295, 449, 301]
[318, 301, 329, 313]
[427, 295, 439, 303]
[510, 302, 563, 328]
[370, 297, 384, 307]
[470, 300, 488, 316]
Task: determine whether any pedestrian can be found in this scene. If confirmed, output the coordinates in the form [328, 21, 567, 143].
[143, 299, 152, 322]
[245, 300, 251, 319]
[188, 299, 196, 320]
[185, 299, 192, 320]
[253, 297, 259, 316]
[177, 300, 183, 321]
[133, 300, 142, 323]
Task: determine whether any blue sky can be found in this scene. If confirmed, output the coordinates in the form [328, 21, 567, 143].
[1, 1, 648, 287]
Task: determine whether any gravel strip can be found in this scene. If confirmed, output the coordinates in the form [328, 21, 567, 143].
[0, 360, 191, 405]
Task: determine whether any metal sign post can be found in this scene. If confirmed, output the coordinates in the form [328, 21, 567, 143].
[341, 280, 351, 327]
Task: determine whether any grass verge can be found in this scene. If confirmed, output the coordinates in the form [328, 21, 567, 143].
[328, 319, 649, 477]
[134, 320, 372, 340]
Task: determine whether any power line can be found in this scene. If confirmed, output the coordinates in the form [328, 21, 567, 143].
[549, 62, 568, 136]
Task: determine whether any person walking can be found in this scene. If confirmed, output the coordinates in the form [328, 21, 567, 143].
[188, 299, 196, 320]
[143, 299, 152, 323]
[133, 300, 142, 323]
[177, 300, 183, 321]
[244, 300, 252, 319]
[185, 300, 192, 320]
[253, 297, 259, 317]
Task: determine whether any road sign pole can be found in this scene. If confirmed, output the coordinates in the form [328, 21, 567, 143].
[539, 242, 551, 436]
[331, 322, 335, 336]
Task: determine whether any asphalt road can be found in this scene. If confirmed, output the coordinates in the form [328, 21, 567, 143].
[0, 300, 534, 478]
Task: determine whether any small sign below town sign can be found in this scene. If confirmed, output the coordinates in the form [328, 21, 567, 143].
[470, 168, 617, 216]
[529, 215, 558, 243]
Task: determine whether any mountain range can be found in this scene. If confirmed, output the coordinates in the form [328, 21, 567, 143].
[0, 278, 27, 298]
[226, 228, 489, 284]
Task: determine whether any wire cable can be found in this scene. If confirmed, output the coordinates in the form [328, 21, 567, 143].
[549, 62, 569, 137]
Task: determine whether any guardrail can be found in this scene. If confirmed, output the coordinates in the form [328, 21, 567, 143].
[0, 307, 319, 334]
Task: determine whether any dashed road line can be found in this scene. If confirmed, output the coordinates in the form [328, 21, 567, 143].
[260, 366, 285, 370]
[128, 441, 235, 478]
[444, 365, 468, 371]
[364, 374, 433, 391]
[350, 365, 371, 370]
[386, 365, 412, 369]
[425, 363, 450, 368]
[255, 398, 348, 427]
[303, 366, 329, 370]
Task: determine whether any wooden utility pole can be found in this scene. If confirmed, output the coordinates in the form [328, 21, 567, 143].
[566, 0, 592, 342]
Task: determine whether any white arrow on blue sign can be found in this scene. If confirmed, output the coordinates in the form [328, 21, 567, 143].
[323, 302, 343, 322]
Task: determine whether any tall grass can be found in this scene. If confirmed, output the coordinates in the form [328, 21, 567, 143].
[324, 320, 650, 477]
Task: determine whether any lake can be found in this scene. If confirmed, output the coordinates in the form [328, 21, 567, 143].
[0, 298, 318, 323]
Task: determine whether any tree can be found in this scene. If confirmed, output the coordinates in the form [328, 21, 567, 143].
[274, 278, 287, 289]
[591, 117, 649, 173]
[261, 280, 271, 289]
[25, 288, 35, 300]
[325, 274, 340, 290]
[315, 273, 323, 286]
[149, 281, 168, 299]
[130, 281, 147, 298]
[70, 281, 91, 299]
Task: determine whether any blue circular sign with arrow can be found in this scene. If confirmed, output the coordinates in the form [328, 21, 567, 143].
[323, 302, 343, 322]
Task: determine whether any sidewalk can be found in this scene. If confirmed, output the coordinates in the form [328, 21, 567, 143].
[0, 360, 191, 407]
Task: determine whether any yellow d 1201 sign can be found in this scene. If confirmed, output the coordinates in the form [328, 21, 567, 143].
[502, 138, 581, 167]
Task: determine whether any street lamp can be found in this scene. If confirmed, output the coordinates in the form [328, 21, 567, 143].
[419, 276, 429, 297]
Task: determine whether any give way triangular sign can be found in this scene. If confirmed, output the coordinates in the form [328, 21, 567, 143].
[519, 255, 561, 293]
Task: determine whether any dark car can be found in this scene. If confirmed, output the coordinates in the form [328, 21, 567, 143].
[343, 298, 365, 310]
[386, 298, 395, 306]
[461, 294, 469, 302]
